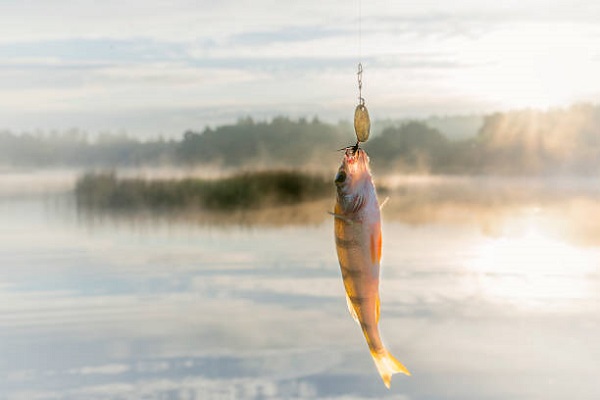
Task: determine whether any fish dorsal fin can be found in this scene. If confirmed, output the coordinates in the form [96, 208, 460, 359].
[379, 196, 390, 210]
[346, 294, 360, 324]
[376, 295, 380, 323]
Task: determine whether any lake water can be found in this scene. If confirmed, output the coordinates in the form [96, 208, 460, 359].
[1, 173, 599, 399]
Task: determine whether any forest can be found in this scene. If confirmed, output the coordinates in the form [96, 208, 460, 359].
[2, 104, 599, 176]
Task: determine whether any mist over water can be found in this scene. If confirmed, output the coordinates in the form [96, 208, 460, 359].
[0, 172, 598, 400]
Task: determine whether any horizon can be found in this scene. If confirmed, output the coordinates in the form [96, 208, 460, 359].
[2, 1, 600, 137]
[2, 101, 596, 141]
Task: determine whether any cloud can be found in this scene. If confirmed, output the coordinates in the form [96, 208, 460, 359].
[2, 1, 600, 135]
[77, 364, 131, 376]
[228, 26, 348, 47]
[0, 39, 187, 66]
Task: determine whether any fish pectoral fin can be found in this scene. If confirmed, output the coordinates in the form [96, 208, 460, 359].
[328, 211, 354, 224]
[369, 227, 382, 265]
[345, 294, 360, 324]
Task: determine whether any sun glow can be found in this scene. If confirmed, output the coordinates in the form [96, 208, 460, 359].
[468, 212, 596, 307]
[449, 22, 600, 109]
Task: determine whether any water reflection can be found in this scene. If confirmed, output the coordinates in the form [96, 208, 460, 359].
[72, 175, 600, 243]
[1, 175, 599, 399]
[470, 225, 597, 307]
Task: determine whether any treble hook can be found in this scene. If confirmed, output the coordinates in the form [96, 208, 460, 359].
[337, 141, 361, 155]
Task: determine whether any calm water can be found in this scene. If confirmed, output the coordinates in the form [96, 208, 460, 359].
[1, 173, 599, 399]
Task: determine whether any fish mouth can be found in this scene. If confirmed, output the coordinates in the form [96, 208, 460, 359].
[335, 149, 353, 188]
[335, 145, 362, 187]
[336, 143, 370, 190]
[343, 142, 360, 159]
[343, 144, 365, 166]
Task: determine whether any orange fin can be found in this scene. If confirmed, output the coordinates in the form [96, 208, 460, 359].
[370, 348, 411, 389]
[370, 226, 382, 264]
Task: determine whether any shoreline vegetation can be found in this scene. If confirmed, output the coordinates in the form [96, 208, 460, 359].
[75, 170, 334, 211]
[72, 171, 600, 243]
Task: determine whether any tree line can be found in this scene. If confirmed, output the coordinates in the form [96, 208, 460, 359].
[2, 104, 599, 175]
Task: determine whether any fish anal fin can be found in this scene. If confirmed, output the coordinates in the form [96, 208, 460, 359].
[345, 294, 360, 324]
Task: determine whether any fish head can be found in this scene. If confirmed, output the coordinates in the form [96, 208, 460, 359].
[335, 146, 371, 211]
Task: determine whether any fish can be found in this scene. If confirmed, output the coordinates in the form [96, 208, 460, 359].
[332, 145, 410, 388]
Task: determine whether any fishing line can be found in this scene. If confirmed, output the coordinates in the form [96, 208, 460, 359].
[357, 0, 363, 105]
[353, 0, 370, 143]
[358, 0, 362, 67]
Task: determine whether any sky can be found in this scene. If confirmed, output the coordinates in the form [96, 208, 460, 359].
[1, 0, 600, 137]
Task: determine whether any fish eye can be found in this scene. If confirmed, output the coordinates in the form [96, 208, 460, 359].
[335, 170, 346, 184]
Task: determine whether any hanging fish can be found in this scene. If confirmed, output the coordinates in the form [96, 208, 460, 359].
[331, 145, 410, 388]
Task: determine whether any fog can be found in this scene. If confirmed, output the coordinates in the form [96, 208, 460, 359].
[2, 104, 600, 176]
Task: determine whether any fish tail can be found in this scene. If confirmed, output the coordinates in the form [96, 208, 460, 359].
[370, 348, 411, 389]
